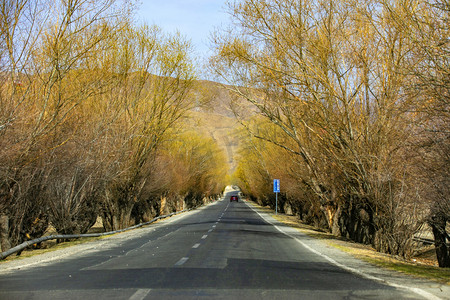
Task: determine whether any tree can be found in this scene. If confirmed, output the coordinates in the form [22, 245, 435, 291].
[212, 0, 423, 257]
[0, 0, 128, 249]
[382, 0, 449, 267]
[99, 23, 197, 230]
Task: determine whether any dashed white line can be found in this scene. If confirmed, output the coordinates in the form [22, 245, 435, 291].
[174, 257, 189, 266]
[212, 225, 216, 228]
[192, 243, 200, 249]
[201, 235, 208, 239]
[129, 289, 151, 300]
[208, 229, 213, 232]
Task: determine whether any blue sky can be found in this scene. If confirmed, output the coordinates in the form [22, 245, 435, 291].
[135, 1, 230, 56]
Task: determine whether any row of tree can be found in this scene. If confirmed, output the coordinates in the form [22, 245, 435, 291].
[0, 1, 226, 253]
[212, 0, 449, 267]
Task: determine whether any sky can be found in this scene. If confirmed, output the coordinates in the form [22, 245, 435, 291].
[135, 1, 231, 57]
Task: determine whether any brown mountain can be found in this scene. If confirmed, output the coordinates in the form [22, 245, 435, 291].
[186, 80, 254, 174]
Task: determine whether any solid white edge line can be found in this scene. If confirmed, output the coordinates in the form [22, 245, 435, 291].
[129, 289, 151, 300]
[244, 201, 442, 300]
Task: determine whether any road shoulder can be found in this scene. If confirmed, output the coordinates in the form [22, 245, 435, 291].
[244, 200, 450, 300]
[0, 206, 206, 274]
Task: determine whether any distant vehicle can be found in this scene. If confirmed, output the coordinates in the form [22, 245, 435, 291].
[230, 195, 238, 202]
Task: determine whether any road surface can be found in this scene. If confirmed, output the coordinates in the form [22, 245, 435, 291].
[0, 189, 447, 299]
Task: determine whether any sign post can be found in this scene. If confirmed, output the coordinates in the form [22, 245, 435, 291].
[273, 179, 280, 215]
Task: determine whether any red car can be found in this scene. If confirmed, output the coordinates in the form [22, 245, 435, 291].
[230, 195, 239, 202]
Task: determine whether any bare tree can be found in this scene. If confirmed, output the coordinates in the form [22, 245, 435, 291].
[213, 0, 423, 257]
[0, 0, 128, 250]
[382, 0, 449, 267]
[99, 24, 197, 230]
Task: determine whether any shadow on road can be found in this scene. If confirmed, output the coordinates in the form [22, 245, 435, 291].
[2, 258, 394, 292]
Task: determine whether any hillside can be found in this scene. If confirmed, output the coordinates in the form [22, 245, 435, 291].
[185, 80, 255, 175]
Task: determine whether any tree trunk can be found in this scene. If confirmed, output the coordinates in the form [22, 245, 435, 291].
[331, 204, 342, 236]
[0, 214, 11, 252]
[430, 213, 450, 268]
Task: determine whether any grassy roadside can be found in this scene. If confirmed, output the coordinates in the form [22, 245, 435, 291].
[247, 200, 450, 285]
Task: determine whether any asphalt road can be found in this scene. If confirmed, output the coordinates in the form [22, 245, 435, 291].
[0, 190, 446, 300]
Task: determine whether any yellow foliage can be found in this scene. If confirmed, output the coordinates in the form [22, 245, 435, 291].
[161, 131, 228, 197]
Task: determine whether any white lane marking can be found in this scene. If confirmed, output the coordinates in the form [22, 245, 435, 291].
[129, 289, 151, 300]
[245, 202, 442, 300]
[201, 235, 208, 239]
[212, 225, 216, 228]
[175, 257, 189, 266]
[208, 229, 213, 233]
[192, 243, 200, 249]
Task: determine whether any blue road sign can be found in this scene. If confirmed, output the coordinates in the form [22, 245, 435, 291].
[273, 179, 280, 193]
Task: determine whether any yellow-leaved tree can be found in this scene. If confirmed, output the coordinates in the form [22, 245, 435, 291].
[212, 0, 426, 258]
